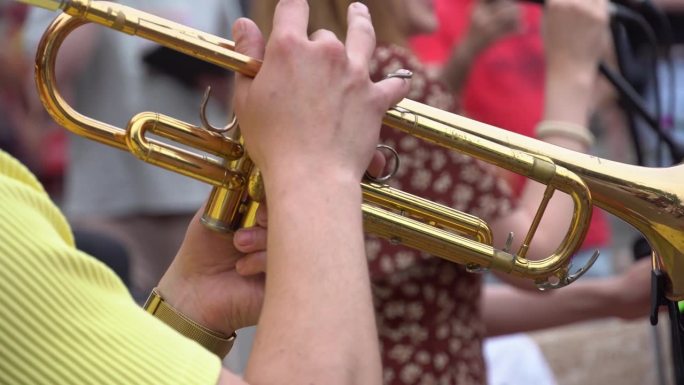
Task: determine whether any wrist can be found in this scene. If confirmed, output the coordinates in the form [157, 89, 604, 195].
[157, 270, 236, 336]
[535, 120, 594, 150]
[264, 168, 364, 247]
[546, 62, 596, 96]
[144, 288, 236, 358]
[544, 71, 594, 126]
[263, 163, 363, 201]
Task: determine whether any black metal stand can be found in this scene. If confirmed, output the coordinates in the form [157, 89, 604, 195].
[651, 268, 684, 384]
[607, 4, 684, 384]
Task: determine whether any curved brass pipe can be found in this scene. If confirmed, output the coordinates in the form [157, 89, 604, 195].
[388, 100, 684, 299]
[27, 0, 598, 290]
[35, 15, 127, 151]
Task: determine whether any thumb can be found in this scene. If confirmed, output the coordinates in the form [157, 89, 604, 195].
[232, 18, 265, 108]
[366, 149, 387, 179]
[375, 71, 412, 110]
[233, 17, 265, 61]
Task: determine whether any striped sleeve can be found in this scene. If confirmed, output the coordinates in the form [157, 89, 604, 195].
[0, 151, 221, 385]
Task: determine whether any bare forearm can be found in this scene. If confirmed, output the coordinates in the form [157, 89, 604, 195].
[439, 0, 521, 96]
[482, 280, 614, 336]
[438, 38, 479, 96]
[245, 172, 380, 385]
[544, 67, 595, 127]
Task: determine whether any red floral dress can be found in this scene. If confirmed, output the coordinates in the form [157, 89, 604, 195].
[367, 44, 514, 385]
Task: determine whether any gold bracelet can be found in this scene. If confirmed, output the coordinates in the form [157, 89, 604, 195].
[535, 120, 595, 148]
[144, 288, 236, 358]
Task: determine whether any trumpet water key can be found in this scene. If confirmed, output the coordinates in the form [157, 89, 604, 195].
[21, 0, 604, 290]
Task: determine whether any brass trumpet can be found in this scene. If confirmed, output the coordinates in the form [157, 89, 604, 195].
[22, 0, 614, 291]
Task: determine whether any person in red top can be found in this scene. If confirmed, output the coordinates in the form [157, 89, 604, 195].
[410, 0, 612, 264]
[411, 0, 544, 140]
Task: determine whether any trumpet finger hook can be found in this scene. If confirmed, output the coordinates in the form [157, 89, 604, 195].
[536, 249, 601, 291]
[365, 144, 401, 183]
[200, 86, 238, 133]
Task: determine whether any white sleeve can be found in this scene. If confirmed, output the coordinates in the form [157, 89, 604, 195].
[484, 334, 558, 385]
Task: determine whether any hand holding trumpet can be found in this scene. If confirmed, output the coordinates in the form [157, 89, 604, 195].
[233, 3, 410, 184]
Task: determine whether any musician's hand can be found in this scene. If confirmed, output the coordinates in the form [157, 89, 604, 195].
[464, 0, 520, 55]
[235, 204, 269, 276]
[156, 206, 267, 336]
[232, 3, 411, 185]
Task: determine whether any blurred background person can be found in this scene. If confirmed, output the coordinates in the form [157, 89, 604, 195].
[410, 0, 615, 277]
[0, 1, 64, 194]
[0, 2, 30, 162]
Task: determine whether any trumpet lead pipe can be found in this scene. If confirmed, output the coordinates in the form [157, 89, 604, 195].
[15, 0, 66, 11]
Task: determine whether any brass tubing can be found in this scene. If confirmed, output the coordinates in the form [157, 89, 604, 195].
[361, 182, 494, 245]
[35, 15, 127, 150]
[125, 113, 246, 188]
[518, 185, 556, 259]
[392, 99, 684, 299]
[28, 0, 604, 289]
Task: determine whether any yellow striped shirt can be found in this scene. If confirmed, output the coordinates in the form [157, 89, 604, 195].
[0, 150, 220, 385]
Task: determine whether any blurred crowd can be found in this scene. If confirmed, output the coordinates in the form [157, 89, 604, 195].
[1, 0, 682, 384]
[0, 2, 64, 194]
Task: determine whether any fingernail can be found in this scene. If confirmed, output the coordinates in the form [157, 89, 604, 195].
[234, 229, 253, 247]
[234, 18, 246, 40]
[352, 2, 368, 12]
